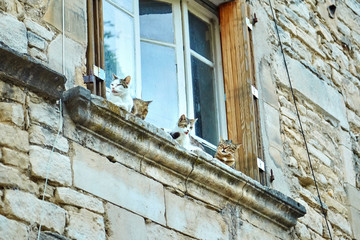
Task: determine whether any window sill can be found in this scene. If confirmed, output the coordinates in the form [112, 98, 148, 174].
[63, 86, 306, 229]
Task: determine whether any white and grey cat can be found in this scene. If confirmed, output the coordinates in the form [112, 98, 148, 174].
[170, 114, 204, 152]
[214, 138, 240, 168]
[107, 74, 133, 112]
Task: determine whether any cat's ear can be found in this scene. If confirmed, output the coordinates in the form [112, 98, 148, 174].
[190, 118, 198, 124]
[235, 143, 241, 149]
[180, 114, 186, 121]
[146, 100, 152, 105]
[124, 76, 131, 84]
[112, 73, 118, 79]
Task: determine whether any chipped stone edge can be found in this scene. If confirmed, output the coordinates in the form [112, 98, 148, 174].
[63, 86, 306, 229]
[0, 45, 66, 100]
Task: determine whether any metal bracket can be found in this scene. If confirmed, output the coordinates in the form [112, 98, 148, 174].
[246, 17, 253, 31]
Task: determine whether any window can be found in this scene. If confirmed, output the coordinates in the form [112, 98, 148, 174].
[86, 0, 265, 183]
[102, 0, 227, 150]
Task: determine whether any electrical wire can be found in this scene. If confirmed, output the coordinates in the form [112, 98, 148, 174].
[36, 99, 63, 240]
[267, 0, 333, 239]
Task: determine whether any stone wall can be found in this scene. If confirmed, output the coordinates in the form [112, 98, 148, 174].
[0, 0, 359, 239]
[253, 0, 360, 239]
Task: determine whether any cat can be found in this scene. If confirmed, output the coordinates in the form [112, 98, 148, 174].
[214, 138, 240, 167]
[170, 114, 204, 152]
[131, 98, 152, 120]
[107, 74, 133, 112]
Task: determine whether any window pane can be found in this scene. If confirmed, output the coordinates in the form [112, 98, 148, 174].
[139, 0, 174, 43]
[103, 1, 136, 94]
[109, 0, 133, 13]
[188, 12, 212, 60]
[141, 41, 178, 129]
[191, 56, 218, 145]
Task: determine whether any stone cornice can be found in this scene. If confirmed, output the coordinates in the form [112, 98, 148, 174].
[0, 45, 65, 100]
[63, 86, 306, 229]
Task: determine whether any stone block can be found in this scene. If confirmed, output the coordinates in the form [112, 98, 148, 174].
[0, 123, 29, 152]
[27, 31, 47, 50]
[0, 102, 24, 127]
[298, 200, 323, 235]
[28, 101, 60, 130]
[29, 47, 47, 62]
[343, 77, 360, 115]
[0, 12, 27, 54]
[347, 109, 360, 133]
[165, 190, 229, 240]
[72, 143, 166, 224]
[327, 210, 352, 236]
[55, 187, 104, 214]
[1, 147, 29, 170]
[66, 209, 105, 240]
[29, 125, 69, 153]
[105, 203, 146, 240]
[258, 59, 279, 108]
[295, 222, 311, 240]
[263, 103, 283, 151]
[0, 81, 26, 103]
[43, 0, 87, 44]
[308, 144, 332, 167]
[345, 184, 360, 210]
[24, 18, 54, 41]
[0, 214, 28, 240]
[341, 147, 356, 186]
[29, 145, 72, 186]
[348, 207, 360, 240]
[0, 163, 38, 193]
[281, 57, 349, 130]
[146, 222, 196, 240]
[47, 35, 85, 88]
[4, 190, 66, 233]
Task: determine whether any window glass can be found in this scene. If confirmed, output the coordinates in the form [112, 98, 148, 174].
[141, 41, 178, 130]
[111, 0, 134, 13]
[188, 11, 212, 60]
[103, 1, 136, 94]
[139, 0, 174, 43]
[191, 56, 218, 145]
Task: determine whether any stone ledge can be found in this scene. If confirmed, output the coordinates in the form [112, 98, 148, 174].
[0, 45, 65, 100]
[63, 86, 306, 229]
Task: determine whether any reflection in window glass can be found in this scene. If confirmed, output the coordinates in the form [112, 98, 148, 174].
[103, 1, 136, 94]
[141, 41, 178, 130]
[139, 0, 174, 43]
[188, 11, 212, 60]
[110, 0, 133, 13]
[191, 56, 218, 145]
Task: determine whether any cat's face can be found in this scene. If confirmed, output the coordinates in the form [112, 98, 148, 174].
[216, 139, 240, 156]
[132, 98, 152, 120]
[177, 114, 197, 135]
[110, 74, 131, 96]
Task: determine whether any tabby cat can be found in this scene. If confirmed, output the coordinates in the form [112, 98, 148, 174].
[131, 98, 152, 120]
[214, 139, 240, 167]
[170, 114, 204, 152]
[107, 74, 133, 112]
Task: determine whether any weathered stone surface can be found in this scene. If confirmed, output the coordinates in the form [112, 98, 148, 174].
[0, 123, 29, 152]
[39, 231, 70, 240]
[29, 125, 69, 153]
[24, 18, 54, 41]
[345, 184, 360, 210]
[105, 203, 146, 240]
[29, 145, 72, 186]
[43, 0, 87, 44]
[0, 102, 24, 126]
[1, 147, 29, 169]
[0, 81, 26, 103]
[328, 210, 352, 236]
[47, 35, 85, 89]
[66, 209, 105, 240]
[55, 187, 104, 214]
[295, 222, 311, 240]
[341, 147, 356, 186]
[165, 190, 229, 240]
[4, 190, 66, 233]
[298, 200, 323, 235]
[29, 47, 47, 61]
[263, 103, 283, 152]
[0, 163, 38, 192]
[0, 214, 28, 240]
[348, 207, 360, 240]
[28, 31, 47, 50]
[308, 144, 332, 167]
[72, 143, 166, 224]
[0, 12, 27, 54]
[146, 222, 197, 240]
[281, 57, 348, 129]
[28, 101, 60, 129]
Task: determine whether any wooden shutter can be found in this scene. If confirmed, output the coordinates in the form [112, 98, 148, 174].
[219, 0, 264, 183]
[85, 0, 106, 98]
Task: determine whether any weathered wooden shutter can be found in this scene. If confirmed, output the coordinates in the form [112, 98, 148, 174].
[85, 0, 106, 98]
[219, 0, 264, 183]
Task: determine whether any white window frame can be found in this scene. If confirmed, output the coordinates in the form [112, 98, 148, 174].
[104, 0, 228, 150]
